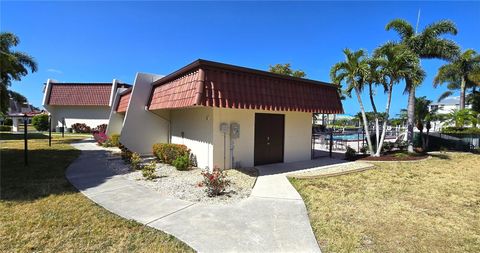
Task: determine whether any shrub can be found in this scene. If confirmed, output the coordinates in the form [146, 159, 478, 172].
[0, 125, 12, 131]
[93, 132, 108, 145]
[142, 161, 157, 180]
[201, 166, 230, 197]
[130, 152, 142, 170]
[71, 123, 91, 133]
[152, 143, 190, 164]
[119, 143, 132, 161]
[345, 146, 356, 161]
[172, 154, 190, 171]
[4, 118, 13, 126]
[31, 114, 49, 131]
[441, 127, 480, 135]
[110, 134, 120, 146]
[382, 142, 394, 153]
[359, 146, 368, 155]
[397, 141, 408, 151]
[94, 124, 108, 133]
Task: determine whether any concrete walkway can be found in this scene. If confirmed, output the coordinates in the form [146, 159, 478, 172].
[66, 140, 322, 253]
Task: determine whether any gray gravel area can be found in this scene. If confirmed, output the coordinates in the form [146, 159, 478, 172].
[106, 153, 257, 205]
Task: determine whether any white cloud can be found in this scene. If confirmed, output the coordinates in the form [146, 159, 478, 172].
[47, 68, 63, 74]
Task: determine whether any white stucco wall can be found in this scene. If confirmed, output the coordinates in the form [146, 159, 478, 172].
[170, 107, 214, 170]
[120, 73, 168, 155]
[211, 107, 312, 169]
[106, 88, 129, 136]
[46, 106, 111, 130]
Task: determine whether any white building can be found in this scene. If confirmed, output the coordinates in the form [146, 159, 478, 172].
[42, 79, 130, 131]
[428, 96, 472, 131]
[109, 59, 343, 169]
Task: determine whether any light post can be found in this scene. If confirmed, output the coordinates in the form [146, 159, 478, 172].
[23, 113, 28, 166]
[48, 114, 52, 147]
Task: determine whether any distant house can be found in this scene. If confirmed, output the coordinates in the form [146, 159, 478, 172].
[111, 59, 343, 169]
[428, 96, 472, 131]
[429, 96, 472, 114]
[5, 97, 42, 132]
[42, 80, 130, 131]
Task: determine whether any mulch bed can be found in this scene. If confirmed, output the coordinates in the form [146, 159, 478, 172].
[354, 151, 429, 161]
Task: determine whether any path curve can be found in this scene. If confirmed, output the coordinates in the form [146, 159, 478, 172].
[66, 140, 321, 253]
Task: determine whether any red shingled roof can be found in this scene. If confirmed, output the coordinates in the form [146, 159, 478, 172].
[115, 89, 132, 113]
[48, 83, 113, 106]
[148, 60, 343, 114]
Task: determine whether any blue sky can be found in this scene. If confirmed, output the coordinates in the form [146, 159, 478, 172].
[2, 1, 479, 116]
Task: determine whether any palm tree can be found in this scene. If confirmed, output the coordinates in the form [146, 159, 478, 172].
[444, 109, 478, 128]
[331, 49, 374, 155]
[364, 58, 386, 150]
[0, 32, 38, 113]
[414, 97, 435, 150]
[373, 43, 424, 156]
[434, 49, 480, 109]
[386, 19, 460, 153]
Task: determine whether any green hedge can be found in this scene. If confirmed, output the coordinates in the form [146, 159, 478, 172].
[0, 125, 12, 131]
[152, 143, 190, 165]
[32, 114, 49, 131]
[441, 127, 480, 134]
[414, 133, 471, 151]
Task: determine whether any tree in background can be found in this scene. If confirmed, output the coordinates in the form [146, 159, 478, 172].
[414, 97, 436, 150]
[269, 63, 306, 78]
[444, 109, 478, 128]
[0, 32, 37, 114]
[8, 90, 27, 104]
[386, 19, 459, 153]
[331, 49, 375, 155]
[434, 49, 480, 109]
[32, 114, 49, 131]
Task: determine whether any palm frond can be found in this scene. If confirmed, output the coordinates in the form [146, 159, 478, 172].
[422, 20, 458, 37]
[438, 91, 454, 102]
[385, 19, 414, 41]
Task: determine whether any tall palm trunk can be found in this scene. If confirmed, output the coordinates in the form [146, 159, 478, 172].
[406, 79, 416, 153]
[460, 76, 466, 110]
[375, 83, 394, 156]
[355, 87, 374, 155]
[368, 83, 380, 153]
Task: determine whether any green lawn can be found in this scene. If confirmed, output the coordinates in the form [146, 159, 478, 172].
[0, 133, 193, 252]
[291, 153, 480, 253]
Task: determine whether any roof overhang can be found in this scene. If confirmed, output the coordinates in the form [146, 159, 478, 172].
[147, 59, 343, 114]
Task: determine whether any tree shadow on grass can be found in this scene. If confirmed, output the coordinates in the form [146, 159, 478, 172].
[0, 132, 49, 140]
[430, 153, 451, 160]
[0, 146, 109, 201]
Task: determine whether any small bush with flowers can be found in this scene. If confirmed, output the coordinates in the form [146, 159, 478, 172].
[200, 166, 230, 197]
[94, 124, 108, 133]
[71, 123, 91, 133]
[93, 132, 108, 145]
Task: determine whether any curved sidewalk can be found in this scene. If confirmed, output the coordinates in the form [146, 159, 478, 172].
[66, 141, 321, 253]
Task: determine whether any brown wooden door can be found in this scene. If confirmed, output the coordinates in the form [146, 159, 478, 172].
[254, 113, 285, 165]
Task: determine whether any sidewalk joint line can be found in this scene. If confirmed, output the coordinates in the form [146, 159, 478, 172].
[145, 203, 197, 225]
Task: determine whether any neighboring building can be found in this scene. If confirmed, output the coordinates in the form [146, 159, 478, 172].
[115, 59, 343, 169]
[42, 80, 130, 131]
[429, 96, 471, 114]
[5, 97, 42, 132]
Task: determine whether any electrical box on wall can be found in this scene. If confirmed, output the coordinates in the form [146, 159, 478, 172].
[220, 122, 229, 133]
[230, 122, 240, 139]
